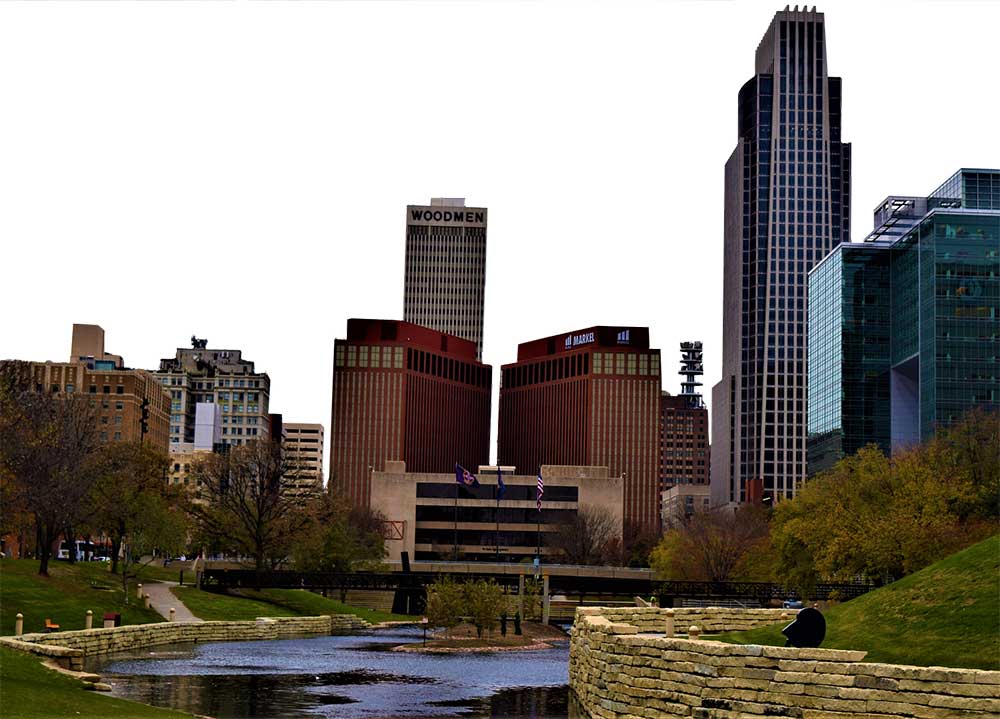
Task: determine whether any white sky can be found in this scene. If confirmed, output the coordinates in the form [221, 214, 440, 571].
[2, 1, 998, 477]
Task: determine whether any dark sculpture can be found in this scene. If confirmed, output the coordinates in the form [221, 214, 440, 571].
[781, 607, 826, 648]
[191, 336, 208, 349]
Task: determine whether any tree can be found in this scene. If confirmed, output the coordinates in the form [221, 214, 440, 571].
[769, 416, 999, 592]
[291, 492, 386, 574]
[650, 505, 771, 582]
[88, 441, 173, 575]
[464, 579, 506, 639]
[0, 362, 101, 576]
[425, 575, 464, 637]
[550, 504, 618, 565]
[189, 439, 308, 571]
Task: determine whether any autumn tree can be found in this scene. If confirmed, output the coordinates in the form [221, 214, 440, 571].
[0, 362, 101, 576]
[650, 505, 771, 582]
[770, 413, 998, 593]
[189, 438, 309, 571]
[550, 504, 619, 565]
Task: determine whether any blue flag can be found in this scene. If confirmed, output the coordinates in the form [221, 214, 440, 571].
[455, 463, 480, 487]
[496, 466, 505, 500]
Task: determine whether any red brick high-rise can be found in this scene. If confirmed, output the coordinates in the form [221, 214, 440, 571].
[660, 392, 710, 489]
[498, 326, 662, 534]
[329, 319, 491, 507]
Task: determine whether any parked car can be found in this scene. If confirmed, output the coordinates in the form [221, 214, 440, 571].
[782, 599, 804, 609]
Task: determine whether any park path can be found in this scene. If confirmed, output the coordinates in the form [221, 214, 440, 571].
[144, 581, 202, 622]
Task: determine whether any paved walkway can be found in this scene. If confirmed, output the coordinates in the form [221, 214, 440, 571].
[143, 581, 202, 622]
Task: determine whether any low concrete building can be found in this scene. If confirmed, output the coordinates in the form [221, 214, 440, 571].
[282, 422, 324, 496]
[660, 483, 711, 529]
[370, 462, 623, 562]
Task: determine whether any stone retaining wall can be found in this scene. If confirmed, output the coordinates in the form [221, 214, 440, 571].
[592, 606, 793, 634]
[569, 607, 1000, 718]
[1, 614, 369, 658]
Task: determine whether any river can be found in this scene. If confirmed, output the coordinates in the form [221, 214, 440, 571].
[89, 626, 583, 718]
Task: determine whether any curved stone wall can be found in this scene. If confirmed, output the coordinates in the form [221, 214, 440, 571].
[569, 607, 1000, 718]
[1, 614, 369, 662]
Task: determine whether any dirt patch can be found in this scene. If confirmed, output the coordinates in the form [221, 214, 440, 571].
[393, 621, 567, 654]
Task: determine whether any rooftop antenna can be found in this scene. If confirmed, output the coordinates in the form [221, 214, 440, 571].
[679, 341, 704, 409]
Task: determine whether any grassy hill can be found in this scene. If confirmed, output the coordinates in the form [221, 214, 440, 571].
[714, 534, 1000, 670]
[0, 559, 164, 635]
[170, 586, 412, 624]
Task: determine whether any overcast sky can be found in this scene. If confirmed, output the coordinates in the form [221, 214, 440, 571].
[2, 1, 998, 477]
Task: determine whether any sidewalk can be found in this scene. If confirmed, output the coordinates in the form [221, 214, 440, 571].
[142, 581, 202, 622]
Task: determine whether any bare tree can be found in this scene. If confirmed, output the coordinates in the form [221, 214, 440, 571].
[651, 505, 770, 582]
[189, 439, 308, 571]
[0, 362, 100, 576]
[551, 504, 619, 565]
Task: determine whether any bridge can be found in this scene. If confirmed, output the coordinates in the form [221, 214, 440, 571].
[200, 567, 873, 609]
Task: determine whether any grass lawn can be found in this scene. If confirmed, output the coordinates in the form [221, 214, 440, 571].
[714, 534, 1000, 670]
[0, 646, 188, 718]
[170, 586, 412, 624]
[0, 559, 164, 635]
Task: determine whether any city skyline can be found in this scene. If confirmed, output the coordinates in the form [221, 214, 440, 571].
[2, 1, 999, 474]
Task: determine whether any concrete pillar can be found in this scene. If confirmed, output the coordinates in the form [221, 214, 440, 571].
[85, 610, 93, 630]
[688, 625, 701, 640]
[517, 575, 525, 619]
[103, 617, 115, 629]
[169, 608, 175, 622]
[15, 613, 23, 636]
[664, 608, 675, 638]
[542, 575, 550, 625]
[143, 593, 151, 609]
[136, 583, 143, 599]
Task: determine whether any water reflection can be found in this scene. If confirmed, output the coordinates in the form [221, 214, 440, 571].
[92, 627, 578, 718]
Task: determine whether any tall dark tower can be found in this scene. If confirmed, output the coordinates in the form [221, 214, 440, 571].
[712, 6, 851, 506]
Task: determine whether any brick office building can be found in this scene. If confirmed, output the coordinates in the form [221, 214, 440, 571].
[329, 319, 492, 507]
[498, 326, 662, 534]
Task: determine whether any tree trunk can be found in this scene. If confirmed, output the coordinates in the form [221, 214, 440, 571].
[65, 527, 76, 563]
[37, 520, 52, 576]
[110, 536, 122, 575]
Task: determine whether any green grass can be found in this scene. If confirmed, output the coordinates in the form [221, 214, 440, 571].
[0, 646, 188, 718]
[170, 586, 412, 624]
[0, 560, 164, 635]
[714, 534, 1000, 670]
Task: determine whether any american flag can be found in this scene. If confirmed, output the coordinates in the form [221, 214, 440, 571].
[536, 473, 544, 511]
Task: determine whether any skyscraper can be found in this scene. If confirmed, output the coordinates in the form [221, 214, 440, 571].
[712, 6, 851, 506]
[329, 319, 491, 507]
[498, 326, 662, 535]
[808, 169, 1000, 475]
[404, 198, 488, 360]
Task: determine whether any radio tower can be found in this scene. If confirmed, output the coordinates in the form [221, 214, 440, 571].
[679, 341, 704, 409]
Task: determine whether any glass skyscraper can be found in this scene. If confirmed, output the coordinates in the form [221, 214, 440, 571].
[808, 169, 1000, 474]
[712, 7, 851, 505]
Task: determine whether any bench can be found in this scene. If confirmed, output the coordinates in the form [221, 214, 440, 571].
[44, 618, 60, 632]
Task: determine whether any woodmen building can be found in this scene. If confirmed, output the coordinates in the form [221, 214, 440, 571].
[329, 319, 492, 507]
[498, 326, 662, 535]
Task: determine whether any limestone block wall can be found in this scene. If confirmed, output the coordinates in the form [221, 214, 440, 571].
[2, 614, 370, 658]
[591, 606, 792, 634]
[569, 608, 1000, 718]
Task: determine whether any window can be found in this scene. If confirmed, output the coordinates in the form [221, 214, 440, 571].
[114, 416, 122, 425]
[50, 384, 60, 392]
[101, 416, 109, 424]
[66, 384, 74, 393]
[115, 401, 124, 410]
[103, 385, 111, 394]
[113, 432, 121, 441]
